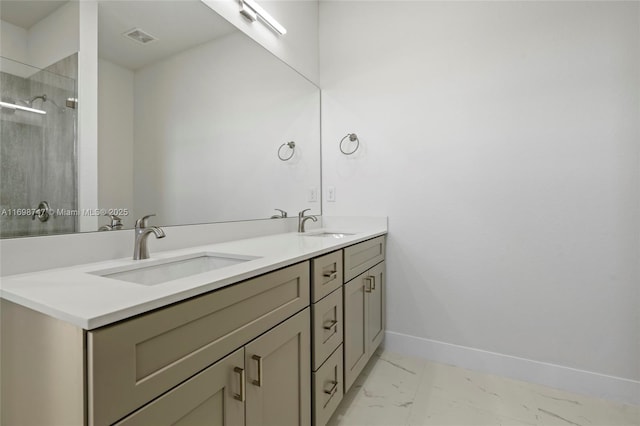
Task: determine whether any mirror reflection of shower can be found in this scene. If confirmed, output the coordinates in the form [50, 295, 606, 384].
[18, 94, 78, 111]
[0, 54, 78, 238]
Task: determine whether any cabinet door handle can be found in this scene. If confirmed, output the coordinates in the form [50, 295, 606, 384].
[370, 275, 376, 290]
[323, 271, 337, 280]
[323, 319, 338, 331]
[252, 355, 263, 387]
[324, 380, 339, 396]
[233, 367, 245, 402]
[364, 277, 373, 293]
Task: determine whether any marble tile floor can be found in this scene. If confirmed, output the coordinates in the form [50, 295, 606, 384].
[327, 350, 640, 426]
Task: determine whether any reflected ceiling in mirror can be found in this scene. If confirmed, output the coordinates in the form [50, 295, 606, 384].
[98, 0, 321, 230]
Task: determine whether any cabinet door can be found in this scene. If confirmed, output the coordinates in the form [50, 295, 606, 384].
[343, 274, 368, 393]
[245, 308, 311, 426]
[115, 348, 244, 426]
[367, 261, 385, 355]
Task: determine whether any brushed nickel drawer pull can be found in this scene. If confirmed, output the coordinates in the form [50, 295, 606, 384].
[233, 367, 245, 402]
[364, 277, 373, 293]
[252, 355, 263, 387]
[323, 271, 337, 280]
[324, 380, 339, 395]
[323, 319, 338, 331]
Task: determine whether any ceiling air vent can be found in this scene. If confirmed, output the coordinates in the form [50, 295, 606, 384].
[123, 28, 158, 45]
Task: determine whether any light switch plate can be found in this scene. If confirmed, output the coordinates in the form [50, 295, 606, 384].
[327, 186, 336, 202]
[309, 187, 318, 202]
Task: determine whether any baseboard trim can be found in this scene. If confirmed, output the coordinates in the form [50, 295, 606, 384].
[384, 330, 640, 406]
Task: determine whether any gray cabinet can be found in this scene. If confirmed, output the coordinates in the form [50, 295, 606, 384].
[88, 262, 309, 426]
[310, 250, 345, 426]
[344, 260, 386, 393]
[115, 348, 245, 426]
[117, 308, 311, 426]
[1, 234, 387, 426]
[313, 345, 343, 426]
[343, 236, 385, 282]
[245, 308, 311, 426]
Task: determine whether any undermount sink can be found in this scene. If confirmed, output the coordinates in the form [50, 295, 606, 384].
[90, 252, 260, 286]
[306, 232, 355, 238]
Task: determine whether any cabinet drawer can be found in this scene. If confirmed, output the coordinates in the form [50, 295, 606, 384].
[313, 345, 343, 426]
[343, 236, 385, 282]
[114, 348, 245, 426]
[312, 287, 343, 370]
[88, 262, 310, 426]
[311, 250, 343, 302]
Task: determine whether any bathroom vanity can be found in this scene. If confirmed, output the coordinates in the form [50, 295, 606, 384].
[1, 229, 386, 426]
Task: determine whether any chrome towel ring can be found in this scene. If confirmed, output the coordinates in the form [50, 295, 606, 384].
[340, 133, 359, 155]
[278, 141, 296, 161]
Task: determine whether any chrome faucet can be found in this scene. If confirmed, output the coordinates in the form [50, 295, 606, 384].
[297, 209, 317, 233]
[133, 214, 165, 260]
[98, 214, 123, 231]
[270, 209, 288, 219]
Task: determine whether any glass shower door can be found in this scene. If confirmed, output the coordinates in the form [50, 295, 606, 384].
[0, 55, 78, 238]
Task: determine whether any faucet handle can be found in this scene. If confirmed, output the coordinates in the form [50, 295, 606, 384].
[107, 214, 123, 228]
[298, 208, 311, 217]
[135, 214, 156, 228]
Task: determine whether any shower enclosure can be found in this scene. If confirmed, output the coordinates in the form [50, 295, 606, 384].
[0, 54, 78, 238]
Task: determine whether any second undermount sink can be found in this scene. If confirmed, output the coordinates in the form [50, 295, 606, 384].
[306, 232, 355, 238]
[90, 252, 260, 286]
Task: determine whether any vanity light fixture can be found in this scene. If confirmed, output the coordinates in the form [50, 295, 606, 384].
[239, 0, 287, 35]
[0, 101, 46, 115]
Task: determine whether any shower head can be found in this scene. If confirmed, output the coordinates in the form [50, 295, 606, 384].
[19, 94, 47, 107]
[26, 94, 47, 106]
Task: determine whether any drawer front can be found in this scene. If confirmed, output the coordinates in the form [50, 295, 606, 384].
[343, 236, 385, 282]
[313, 345, 343, 426]
[312, 287, 343, 370]
[88, 262, 310, 426]
[311, 250, 343, 302]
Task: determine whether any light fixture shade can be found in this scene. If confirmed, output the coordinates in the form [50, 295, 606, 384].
[0, 101, 47, 115]
[240, 0, 287, 35]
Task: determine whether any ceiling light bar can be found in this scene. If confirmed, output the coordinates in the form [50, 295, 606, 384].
[240, 0, 287, 35]
[0, 101, 46, 115]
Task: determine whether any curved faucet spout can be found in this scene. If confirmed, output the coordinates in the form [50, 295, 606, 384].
[297, 209, 318, 233]
[133, 215, 165, 260]
[148, 226, 166, 238]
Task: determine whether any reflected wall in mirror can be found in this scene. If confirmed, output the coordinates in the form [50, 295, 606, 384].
[0, 1, 79, 238]
[0, 0, 321, 238]
[98, 0, 320, 229]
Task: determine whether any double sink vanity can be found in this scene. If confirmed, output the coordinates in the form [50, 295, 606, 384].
[1, 225, 387, 426]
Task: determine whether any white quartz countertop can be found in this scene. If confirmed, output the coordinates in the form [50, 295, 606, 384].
[0, 228, 386, 330]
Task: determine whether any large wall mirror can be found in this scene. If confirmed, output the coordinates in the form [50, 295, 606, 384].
[0, 0, 321, 238]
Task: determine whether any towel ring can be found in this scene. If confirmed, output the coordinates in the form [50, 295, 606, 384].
[278, 141, 296, 161]
[340, 133, 359, 155]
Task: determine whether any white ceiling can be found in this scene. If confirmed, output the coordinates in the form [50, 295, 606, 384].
[98, 0, 238, 71]
[0, 0, 68, 29]
[1, 0, 237, 71]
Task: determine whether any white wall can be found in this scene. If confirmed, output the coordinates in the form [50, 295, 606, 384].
[133, 31, 320, 225]
[1, 2, 79, 71]
[0, 20, 28, 64]
[320, 1, 640, 403]
[77, 0, 98, 232]
[98, 58, 134, 227]
[27, 1, 79, 70]
[201, 0, 319, 84]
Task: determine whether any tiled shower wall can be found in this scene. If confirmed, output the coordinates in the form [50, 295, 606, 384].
[0, 54, 77, 238]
